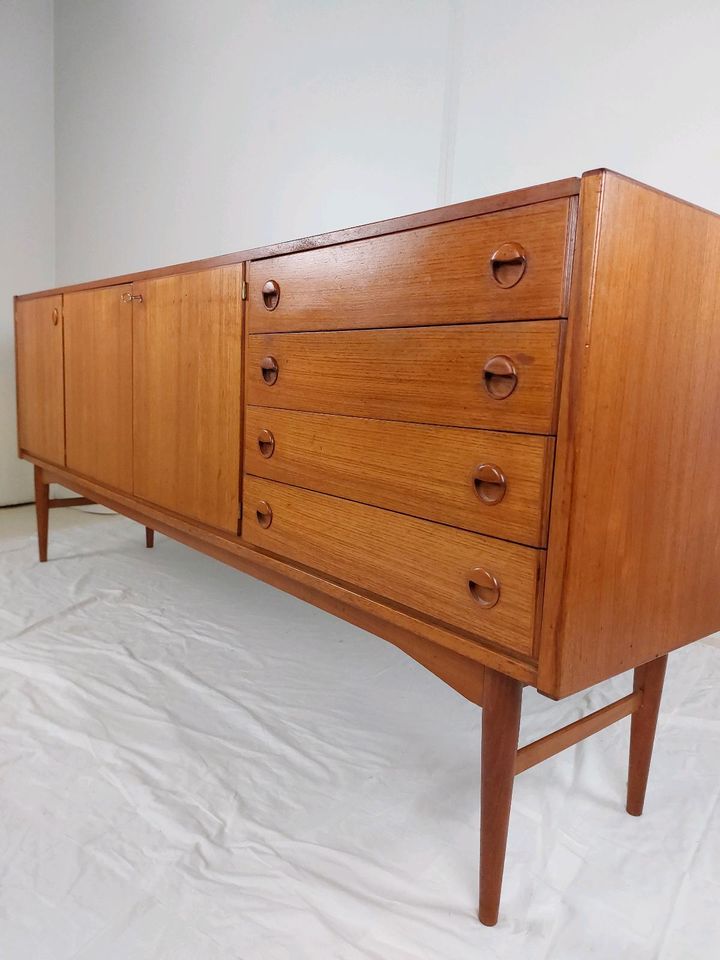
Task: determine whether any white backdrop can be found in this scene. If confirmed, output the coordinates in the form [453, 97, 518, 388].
[3, 0, 720, 498]
[0, 0, 54, 505]
[2, 507, 719, 959]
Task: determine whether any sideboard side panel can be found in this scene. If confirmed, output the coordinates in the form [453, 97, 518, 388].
[540, 171, 720, 697]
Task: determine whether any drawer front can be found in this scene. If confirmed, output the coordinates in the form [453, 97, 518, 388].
[242, 476, 542, 656]
[248, 198, 574, 333]
[247, 321, 562, 434]
[245, 407, 554, 547]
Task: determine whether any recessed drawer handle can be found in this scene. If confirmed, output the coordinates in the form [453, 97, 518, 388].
[490, 242, 527, 288]
[262, 280, 281, 310]
[256, 500, 273, 528]
[472, 464, 507, 505]
[258, 429, 275, 458]
[260, 355, 279, 385]
[468, 568, 500, 609]
[483, 355, 518, 399]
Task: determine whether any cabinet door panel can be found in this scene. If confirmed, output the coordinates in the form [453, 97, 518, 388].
[64, 285, 133, 491]
[15, 295, 65, 466]
[133, 266, 243, 532]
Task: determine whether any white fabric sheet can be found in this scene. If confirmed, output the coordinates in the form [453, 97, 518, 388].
[0, 504, 718, 959]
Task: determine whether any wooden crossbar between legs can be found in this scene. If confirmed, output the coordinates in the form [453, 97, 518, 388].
[48, 496, 94, 508]
[479, 654, 669, 926]
[515, 691, 642, 775]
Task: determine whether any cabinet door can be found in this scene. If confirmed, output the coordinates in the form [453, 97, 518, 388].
[64, 285, 134, 491]
[15, 295, 65, 466]
[133, 266, 243, 532]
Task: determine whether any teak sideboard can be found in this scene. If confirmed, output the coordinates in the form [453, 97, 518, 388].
[14, 169, 720, 925]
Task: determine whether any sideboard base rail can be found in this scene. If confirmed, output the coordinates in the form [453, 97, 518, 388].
[48, 495, 94, 508]
[480, 655, 668, 925]
[27, 460, 496, 701]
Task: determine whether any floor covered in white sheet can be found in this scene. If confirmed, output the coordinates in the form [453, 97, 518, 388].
[1, 504, 719, 959]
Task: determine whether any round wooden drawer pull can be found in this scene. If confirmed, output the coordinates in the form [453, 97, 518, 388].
[256, 500, 273, 528]
[490, 241, 527, 288]
[483, 355, 517, 399]
[258, 429, 275, 458]
[262, 279, 281, 310]
[260, 355, 279, 385]
[472, 464, 507, 505]
[468, 568, 500, 609]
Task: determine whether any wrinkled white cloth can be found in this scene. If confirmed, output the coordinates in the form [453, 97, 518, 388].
[0, 504, 718, 960]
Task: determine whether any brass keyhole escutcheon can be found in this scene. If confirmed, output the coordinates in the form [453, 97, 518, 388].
[490, 242, 527, 288]
[262, 280, 281, 310]
[472, 464, 507, 505]
[467, 568, 500, 609]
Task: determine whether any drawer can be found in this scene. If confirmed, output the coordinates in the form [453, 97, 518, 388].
[247, 321, 562, 434]
[248, 198, 574, 333]
[245, 407, 554, 547]
[242, 476, 542, 657]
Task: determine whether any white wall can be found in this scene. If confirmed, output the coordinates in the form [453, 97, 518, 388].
[54, 0, 452, 283]
[53, 0, 720, 287]
[0, 0, 55, 505]
[450, 0, 720, 205]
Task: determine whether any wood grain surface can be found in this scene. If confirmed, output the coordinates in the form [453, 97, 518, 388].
[242, 476, 542, 656]
[132, 266, 243, 532]
[64, 285, 134, 492]
[30, 453, 537, 685]
[248, 199, 575, 334]
[540, 170, 720, 696]
[244, 407, 554, 546]
[15, 295, 65, 467]
[248, 321, 562, 434]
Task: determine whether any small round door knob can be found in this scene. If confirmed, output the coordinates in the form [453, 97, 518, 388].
[472, 464, 507, 505]
[262, 280, 281, 310]
[256, 500, 273, 528]
[52, 307, 59, 326]
[467, 568, 500, 609]
[483, 355, 518, 399]
[490, 242, 527, 288]
[260, 356, 279, 385]
[258, 429, 275, 458]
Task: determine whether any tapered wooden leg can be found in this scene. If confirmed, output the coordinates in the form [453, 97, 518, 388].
[627, 654, 668, 816]
[145, 527, 154, 548]
[33, 466, 49, 563]
[479, 669, 523, 926]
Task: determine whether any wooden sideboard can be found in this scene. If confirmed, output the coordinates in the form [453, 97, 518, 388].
[14, 169, 720, 926]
